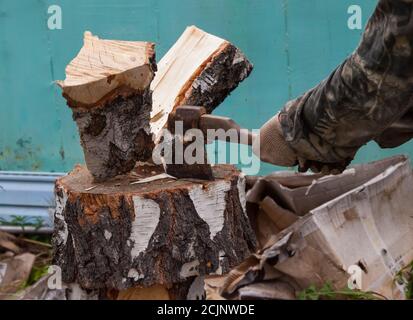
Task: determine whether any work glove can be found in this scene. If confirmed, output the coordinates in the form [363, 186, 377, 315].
[253, 114, 298, 167]
[254, 113, 350, 174]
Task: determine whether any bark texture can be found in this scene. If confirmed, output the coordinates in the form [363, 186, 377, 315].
[52, 164, 256, 293]
[182, 43, 253, 114]
[72, 90, 154, 182]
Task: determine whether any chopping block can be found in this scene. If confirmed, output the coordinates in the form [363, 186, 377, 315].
[52, 163, 256, 299]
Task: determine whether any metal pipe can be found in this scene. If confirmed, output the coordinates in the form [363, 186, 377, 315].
[0, 225, 53, 234]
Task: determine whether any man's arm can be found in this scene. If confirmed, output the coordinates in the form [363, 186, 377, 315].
[257, 0, 413, 172]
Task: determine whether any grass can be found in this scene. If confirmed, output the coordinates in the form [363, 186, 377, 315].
[0, 215, 46, 232]
[25, 265, 50, 287]
[297, 282, 386, 300]
[394, 261, 413, 299]
[300, 261, 413, 301]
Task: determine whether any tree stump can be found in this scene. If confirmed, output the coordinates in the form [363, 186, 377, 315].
[57, 32, 157, 181]
[52, 164, 256, 299]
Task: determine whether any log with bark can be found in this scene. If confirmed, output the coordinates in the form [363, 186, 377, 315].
[52, 164, 256, 298]
[57, 32, 157, 182]
[150, 25, 253, 142]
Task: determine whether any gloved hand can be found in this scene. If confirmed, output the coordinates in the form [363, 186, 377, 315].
[253, 114, 298, 167]
[296, 158, 351, 175]
[253, 113, 350, 174]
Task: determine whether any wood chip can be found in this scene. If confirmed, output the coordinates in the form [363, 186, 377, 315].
[0, 231, 20, 254]
[130, 173, 176, 185]
[0, 253, 36, 298]
[84, 185, 98, 191]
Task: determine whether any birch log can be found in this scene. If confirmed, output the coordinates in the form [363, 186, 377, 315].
[150, 25, 253, 142]
[57, 32, 157, 181]
[52, 164, 256, 297]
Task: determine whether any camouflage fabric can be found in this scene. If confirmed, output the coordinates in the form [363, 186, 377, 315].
[279, 0, 413, 166]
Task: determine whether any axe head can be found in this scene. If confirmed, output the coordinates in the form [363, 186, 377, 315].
[164, 106, 214, 180]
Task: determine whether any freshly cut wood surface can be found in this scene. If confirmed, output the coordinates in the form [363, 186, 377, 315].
[53, 164, 256, 292]
[58, 31, 156, 109]
[150, 25, 253, 141]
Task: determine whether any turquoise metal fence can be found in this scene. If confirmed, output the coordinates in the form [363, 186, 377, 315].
[0, 0, 411, 175]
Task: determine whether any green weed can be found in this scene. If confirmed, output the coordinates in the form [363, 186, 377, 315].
[297, 282, 385, 300]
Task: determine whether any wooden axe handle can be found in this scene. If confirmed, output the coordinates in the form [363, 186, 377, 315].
[199, 114, 257, 145]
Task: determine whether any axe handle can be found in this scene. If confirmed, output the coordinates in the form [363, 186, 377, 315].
[199, 114, 257, 146]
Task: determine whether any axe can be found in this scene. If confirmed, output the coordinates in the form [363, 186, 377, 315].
[164, 106, 257, 180]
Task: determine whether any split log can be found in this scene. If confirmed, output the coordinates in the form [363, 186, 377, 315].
[150, 25, 253, 141]
[52, 164, 256, 298]
[57, 32, 157, 181]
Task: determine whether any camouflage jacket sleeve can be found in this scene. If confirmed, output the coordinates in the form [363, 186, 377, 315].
[279, 0, 413, 164]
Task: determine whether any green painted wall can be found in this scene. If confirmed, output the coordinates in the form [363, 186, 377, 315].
[0, 0, 411, 174]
